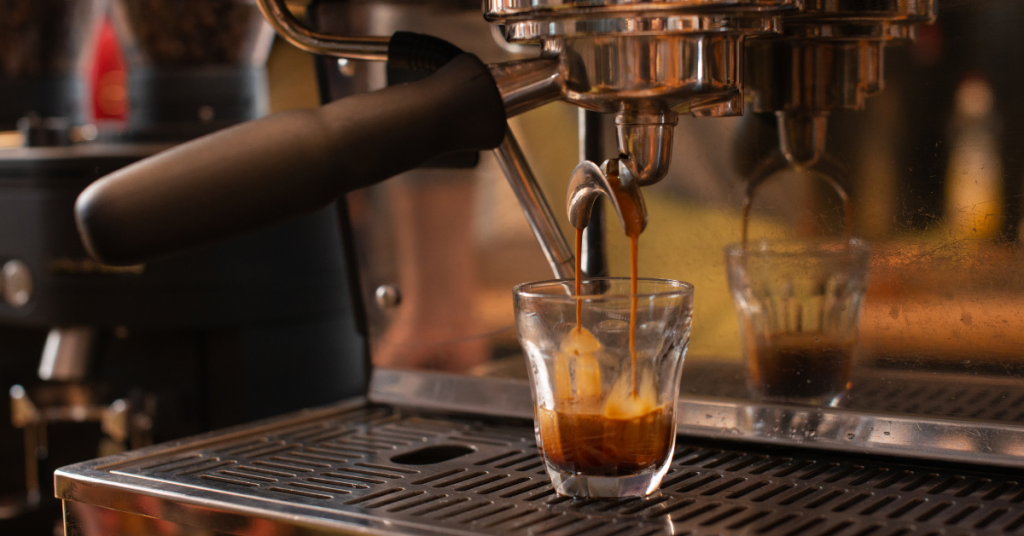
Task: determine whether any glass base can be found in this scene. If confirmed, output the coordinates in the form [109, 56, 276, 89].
[545, 460, 672, 498]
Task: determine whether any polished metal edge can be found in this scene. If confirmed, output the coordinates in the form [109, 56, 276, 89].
[369, 367, 1024, 469]
[369, 368, 535, 420]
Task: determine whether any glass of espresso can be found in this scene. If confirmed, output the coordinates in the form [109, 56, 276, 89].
[513, 278, 693, 498]
[725, 239, 870, 407]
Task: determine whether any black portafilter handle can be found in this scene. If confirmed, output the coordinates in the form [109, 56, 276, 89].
[75, 51, 506, 266]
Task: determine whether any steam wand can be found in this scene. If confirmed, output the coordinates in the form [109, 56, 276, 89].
[567, 159, 647, 235]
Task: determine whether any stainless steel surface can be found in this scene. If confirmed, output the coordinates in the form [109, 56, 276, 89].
[56, 397, 1024, 535]
[371, 363, 1024, 470]
[372, 369, 533, 420]
[566, 160, 646, 234]
[489, 58, 562, 117]
[745, 0, 937, 167]
[485, 1, 797, 41]
[1, 259, 32, 308]
[38, 326, 95, 382]
[484, 0, 797, 187]
[616, 113, 677, 186]
[494, 130, 576, 280]
[255, 0, 389, 61]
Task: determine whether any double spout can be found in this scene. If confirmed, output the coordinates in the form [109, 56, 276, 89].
[567, 159, 648, 237]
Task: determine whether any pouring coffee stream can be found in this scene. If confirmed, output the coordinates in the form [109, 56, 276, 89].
[566, 158, 648, 398]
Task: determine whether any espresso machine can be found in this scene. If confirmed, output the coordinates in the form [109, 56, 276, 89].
[0, 1, 364, 533]
[50, 0, 1024, 535]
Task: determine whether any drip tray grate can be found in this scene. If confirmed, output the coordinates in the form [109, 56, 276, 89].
[58, 400, 1024, 536]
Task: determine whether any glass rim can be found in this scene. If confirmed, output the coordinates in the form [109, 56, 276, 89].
[724, 237, 870, 258]
[513, 277, 694, 301]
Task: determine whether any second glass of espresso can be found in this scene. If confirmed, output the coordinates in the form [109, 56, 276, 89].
[514, 278, 693, 498]
[725, 239, 871, 407]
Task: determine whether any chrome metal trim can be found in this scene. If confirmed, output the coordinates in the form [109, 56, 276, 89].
[368, 366, 1024, 470]
[489, 58, 563, 118]
[370, 368, 534, 420]
[493, 130, 576, 280]
[254, 0, 390, 61]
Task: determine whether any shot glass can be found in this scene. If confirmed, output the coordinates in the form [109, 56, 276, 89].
[725, 239, 870, 407]
[513, 278, 694, 498]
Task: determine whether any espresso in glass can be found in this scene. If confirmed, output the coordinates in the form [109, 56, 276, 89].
[749, 332, 854, 402]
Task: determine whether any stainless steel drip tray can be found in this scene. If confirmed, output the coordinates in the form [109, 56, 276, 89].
[57, 397, 1024, 536]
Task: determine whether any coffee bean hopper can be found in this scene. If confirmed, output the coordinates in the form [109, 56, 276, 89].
[55, 1, 1024, 535]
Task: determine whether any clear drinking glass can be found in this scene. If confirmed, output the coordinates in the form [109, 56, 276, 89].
[513, 278, 694, 498]
[725, 239, 871, 407]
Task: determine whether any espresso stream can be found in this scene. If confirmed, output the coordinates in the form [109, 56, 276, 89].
[550, 171, 665, 475]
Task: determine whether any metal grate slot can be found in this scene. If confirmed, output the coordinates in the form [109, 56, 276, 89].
[252, 460, 313, 472]
[849, 524, 881, 536]
[777, 460, 815, 478]
[236, 465, 295, 477]
[943, 504, 979, 525]
[220, 470, 276, 483]
[727, 510, 772, 530]
[290, 450, 348, 463]
[806, 490, 845, 509]
[914, 501, 951, 522]
[755, 513, 801, 533]
[783, 516, 826, 536]
[704, 451, 745, 469]
[800, 463, 839, 481]
[176, 459, 233, 475]
[779, 488, 820, 506]
[723, 481, 767, 500]
[884, 498, 923, 519]
[137, 454, 201, 472]
[494, 453, 538, 468]
[436, 499, 490, 520]
[898, 473, 936, 491]
[677, 474, 722, 493]
[1003, 510, 1024, 532]
[343, 487, 402, 505]
[751, 458, 792, 475]
[700, 505, 747, 526]
[363, 490, 426, 509]
[238, 442, 296, 458]
[456, 474, 509, 492]
[199, 474, 258, 487]
[974, 507, 1008, 529]
[672, 502, 720, 522]
[702, 477, 746, 496]
[926, 476, 963, 494]
[849, 468, 888, 486]
[307, 477, 368, 490]
[754, 485, 796, 503]
[815, 519, 854, 536]
[289, 482, 351, 495]
[321, 471, 386, 484]
[859, 496, 898, 515]
[387, 494, 446, 513]
[269, 455, 330, 468]
[268, 486, 332, 499]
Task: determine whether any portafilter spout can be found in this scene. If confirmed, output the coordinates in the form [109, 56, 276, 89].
[567, 159, 647, 236]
